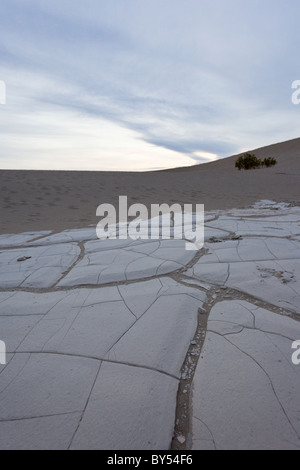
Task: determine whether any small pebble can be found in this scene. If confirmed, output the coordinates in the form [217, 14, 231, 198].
[177, 435, 186, 444]
[17, 256, 32, 262]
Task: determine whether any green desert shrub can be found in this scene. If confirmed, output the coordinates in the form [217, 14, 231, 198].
[235, 153, 262, 171]
[262, 157, 277, 168]
[235, 153, 277, 170]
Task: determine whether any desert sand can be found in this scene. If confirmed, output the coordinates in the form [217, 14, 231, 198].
[0, 137, 299, 235]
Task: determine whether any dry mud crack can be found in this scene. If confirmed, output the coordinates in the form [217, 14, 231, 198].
[0, 200, 300, 450]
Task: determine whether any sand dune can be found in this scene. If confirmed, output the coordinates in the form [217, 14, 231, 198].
[0, 137, 299, 235]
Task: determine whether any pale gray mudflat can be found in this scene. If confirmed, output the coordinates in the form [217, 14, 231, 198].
[0, 200, 299, 450]
[191, 301, 300, 450]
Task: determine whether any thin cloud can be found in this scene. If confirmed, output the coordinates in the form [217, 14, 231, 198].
[0, 0, 300, 170]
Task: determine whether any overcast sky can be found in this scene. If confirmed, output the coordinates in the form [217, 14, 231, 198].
[0, 0, 300, 171]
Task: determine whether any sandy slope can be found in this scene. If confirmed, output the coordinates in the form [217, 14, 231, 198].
[0, 137, 299, 235]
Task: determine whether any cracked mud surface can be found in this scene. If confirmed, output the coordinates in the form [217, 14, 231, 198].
[0, 200, 300, 450]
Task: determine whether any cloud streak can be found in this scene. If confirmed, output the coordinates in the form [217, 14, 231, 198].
[0, 0, 300, 170]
